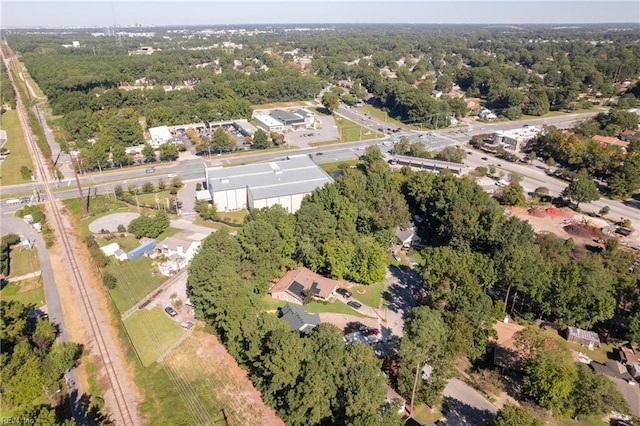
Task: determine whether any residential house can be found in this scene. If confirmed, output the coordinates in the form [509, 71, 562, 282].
[395, 227, 422, 248]
[269, 267, 339, 305]
[620, 130, 640, 142]
[592, 135, 629, 151]
[479, 108, 498, 120]
[279, 303, 320, 335]
[99, 242, 129, 261]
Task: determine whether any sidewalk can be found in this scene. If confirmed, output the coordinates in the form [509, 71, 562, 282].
[7, 271, 41, 282]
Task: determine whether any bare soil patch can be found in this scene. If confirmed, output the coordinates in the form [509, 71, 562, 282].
[564, 223, 606, 239]
[16, 278, 40, 293]
[507, 206, 598, 247]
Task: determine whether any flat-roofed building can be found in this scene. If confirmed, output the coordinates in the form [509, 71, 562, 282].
[233, 119, 258, 136]
[269, 109, 306, 129]
[204, 155, 333, 213]
[253, 113, 285, 132]
[148, 125, 173, 148]
[493, 126, 542, 151]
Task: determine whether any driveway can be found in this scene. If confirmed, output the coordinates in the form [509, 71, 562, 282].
[443, 379, 497, 426]
[381, 265, 424, 343]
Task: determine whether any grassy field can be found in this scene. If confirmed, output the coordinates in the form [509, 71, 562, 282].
[259, 296, 288, 312]
[358, 105, 406, 128]
[0, 110, 35, 186]
[0, 279, 45, 307]
[318, 159, 362, 175]
[556, 415, 607, 426]
[123, 307, 186, 366]
[306, 300, 372, 318]
[135, 190, 174, 207]
[541, 327, 614, 364]
[218, 209, 248, 225]
[411, 403, 443, 425]
[351, 281, 385, 308]
[106, 256, 168, 313]
[7, 245, 40, 278]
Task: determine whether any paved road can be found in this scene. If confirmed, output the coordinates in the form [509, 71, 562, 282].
[0, 215, 86, 424]
[443, 379, 497, 426]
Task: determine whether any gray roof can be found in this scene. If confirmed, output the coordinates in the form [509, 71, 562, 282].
[280, 303, 320, 335]
[234, 120, 257, 135]
[270, 109, 305, 125]
[206, 155, 333, 200]
[567, 326, 600, 343]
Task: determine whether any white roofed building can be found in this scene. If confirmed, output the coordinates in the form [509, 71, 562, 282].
[253, 113, 285, 132]
[493, 126, 542, 151]
[148, 125, 173, 149]
[204, 155, 333, 213]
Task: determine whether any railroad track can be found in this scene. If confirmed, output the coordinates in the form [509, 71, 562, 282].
[6, 45, 138, 426]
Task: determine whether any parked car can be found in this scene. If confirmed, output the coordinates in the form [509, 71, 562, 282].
[347, 301, 362, 309]
[361, 328, 380, 337]
[336, 288, 352, 298]
[164, 306, 178, 317]
[481, 157, 488, 161]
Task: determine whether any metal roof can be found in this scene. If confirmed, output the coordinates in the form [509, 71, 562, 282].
[206, 155, 333, 200]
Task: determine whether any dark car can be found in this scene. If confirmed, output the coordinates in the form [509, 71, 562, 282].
[361, 328, 380, 336]
[336, 288, 352, 298]
[481, 157, 488, 161]
[347, 301, 362, 309]
[164, 306, 178, 317]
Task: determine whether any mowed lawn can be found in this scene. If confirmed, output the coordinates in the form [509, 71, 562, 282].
[0, 280, 45, 307]
[123, 308, 185, 367]
[0, 110, 34, 186]
[306, 300, 371, 318]
[350, 281, 384, 308]
[7, 245, 40, 278]
[106, 256, 167, 313]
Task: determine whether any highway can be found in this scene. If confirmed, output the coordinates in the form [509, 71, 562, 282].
[2, 107, 637, 224]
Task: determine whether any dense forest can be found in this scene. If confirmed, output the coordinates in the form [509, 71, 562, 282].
[0, 300, 83, 424]
[187, 153, 640, 423]
[6, 24, 640, 171]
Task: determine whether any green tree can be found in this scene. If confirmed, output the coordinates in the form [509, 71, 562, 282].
[499, 183, 526, 206]
[252, 128, 271, 148]
[490, 405, 543, 426]
[142, 143, 156, 162]
[142, 181, 155, 193]
[322, 92, 340, 114]
[561, 174, 599, 208]
[158, 142, 179, 161]
[212, 126, 236, 152]
[397, 307, 449, 406]
[570, 364, 629, 419]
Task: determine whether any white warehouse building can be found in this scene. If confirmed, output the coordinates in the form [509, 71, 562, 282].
[203, 155, 333, 213]
[493, 126, 542, 151]
[252, 113, 285, 132]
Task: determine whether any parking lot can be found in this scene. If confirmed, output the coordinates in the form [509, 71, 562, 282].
[284, 115, 339, 148]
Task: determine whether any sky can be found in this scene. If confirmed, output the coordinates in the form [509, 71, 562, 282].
[1, 0, 639, 28]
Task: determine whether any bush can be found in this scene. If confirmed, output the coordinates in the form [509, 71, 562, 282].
[142, 182, 155, 193]
[117, 224, 126, 233]
[102, 273, 117, 289]
[599, 206, 610, 216]
[20, 165, 32, 180]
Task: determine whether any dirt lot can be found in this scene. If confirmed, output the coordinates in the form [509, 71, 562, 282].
[507, 206, 636, 248]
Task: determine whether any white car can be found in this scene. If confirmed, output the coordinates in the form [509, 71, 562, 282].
[358, 145, 365, 150]
[167, 173, 177, 178]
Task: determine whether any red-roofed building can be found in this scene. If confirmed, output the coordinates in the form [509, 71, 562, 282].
[592, 135, 629, 150]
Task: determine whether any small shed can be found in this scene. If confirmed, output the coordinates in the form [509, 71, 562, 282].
[566, 326, 600, 349]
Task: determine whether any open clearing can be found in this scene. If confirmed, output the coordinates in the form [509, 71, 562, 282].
[0, 110, 34, 186]
[7, 245, 40, 278]
[0, 279, 45, 307]
[106, 256, 167, 313]
[123, 308, 186, 367]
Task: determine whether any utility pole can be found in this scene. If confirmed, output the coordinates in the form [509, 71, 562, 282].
[409, 361, 421, 415]
[69, 155, 88, 215]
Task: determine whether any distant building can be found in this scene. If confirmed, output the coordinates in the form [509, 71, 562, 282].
[479, 108, 498, 120]
[279, 304, 320, 335]
[592, 135, 629, 150]
[621, 130, 640, 142]
[253, 113, 285, 132]
[395, 227, 422, 248]
[492, 126, 542, 151]
[566, 326, 600, 349]
[269, 267, 339, 305]
[100, 242, 128, 261]
[148, 126, 173, 149]
[204, 155, 333, 213]
[233, 119, 258, 137]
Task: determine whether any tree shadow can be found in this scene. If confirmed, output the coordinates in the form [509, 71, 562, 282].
[441, 395, 495, 426]
[386, 265, 424, 319]
[622, 199, 640, 210]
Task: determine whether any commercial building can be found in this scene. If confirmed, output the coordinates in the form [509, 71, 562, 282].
[492, 126, 542, 151]
[148, 125, 173, 148]
[253, 113, 285, 132]
[204, 155, 333, 213]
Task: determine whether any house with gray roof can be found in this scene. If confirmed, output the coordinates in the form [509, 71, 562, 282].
[280, 303, 320, 335]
